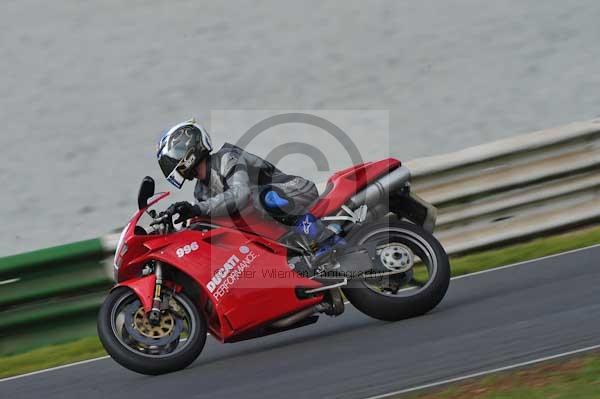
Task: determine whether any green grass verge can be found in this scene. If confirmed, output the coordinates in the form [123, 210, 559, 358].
[1, 224, 600, 380]
[408, 224, 600, 282]
[406, 351, 600, 399]
[448, 224, 600, 277]
[0, 336, 105, 379]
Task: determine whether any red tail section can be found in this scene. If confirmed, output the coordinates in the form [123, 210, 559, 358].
[310, 158, 401, 218]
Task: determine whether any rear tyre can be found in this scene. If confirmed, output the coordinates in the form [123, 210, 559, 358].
[97, 287, 207, 375]
[342, 220, 450, 321]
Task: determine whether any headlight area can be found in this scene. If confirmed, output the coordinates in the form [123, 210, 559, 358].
[113, 244, 128, 281]
[113, 223, 131, 280]
[114, 244, 128, 268]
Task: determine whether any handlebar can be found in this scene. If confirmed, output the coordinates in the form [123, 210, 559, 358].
[149, 212, 191, 233]
[150, 212, 175, 233]
[150, 213, 169, 226]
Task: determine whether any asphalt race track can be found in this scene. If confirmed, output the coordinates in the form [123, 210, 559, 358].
[2, 246, 599, 399]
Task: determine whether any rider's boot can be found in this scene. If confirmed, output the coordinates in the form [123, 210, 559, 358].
[293, 214, 347, 266]
[262, 190, 347, 272]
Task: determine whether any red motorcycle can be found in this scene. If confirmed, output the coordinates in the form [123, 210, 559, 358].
[97, 158, 450, 375]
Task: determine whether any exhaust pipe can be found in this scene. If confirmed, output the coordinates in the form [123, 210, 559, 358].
[345, 165, 411, 213]
[270, 305, 319, 329]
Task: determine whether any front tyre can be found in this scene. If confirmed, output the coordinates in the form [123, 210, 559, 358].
[343, 220, 450, 321]
[97, 287, 207, 375]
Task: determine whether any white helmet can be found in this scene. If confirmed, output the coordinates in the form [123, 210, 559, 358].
[156, 119, 213, 189]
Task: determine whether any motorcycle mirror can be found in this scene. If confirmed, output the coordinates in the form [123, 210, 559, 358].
[138, 176, 156, 210]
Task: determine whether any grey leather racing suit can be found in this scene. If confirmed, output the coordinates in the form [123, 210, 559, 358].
[194, 143, 319, 221]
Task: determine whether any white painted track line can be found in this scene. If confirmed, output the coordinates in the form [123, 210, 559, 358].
[0, 356, 111, 383]
[1, 243, 599, 384]
[363, 343, 600, 399]
[450, 243, 600, 281]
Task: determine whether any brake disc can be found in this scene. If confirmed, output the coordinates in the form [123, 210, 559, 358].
[133, 308, 175, 338]
[123, 300, 183, 347]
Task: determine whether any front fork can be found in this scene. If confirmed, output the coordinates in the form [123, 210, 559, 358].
[148, 261, 164, 325]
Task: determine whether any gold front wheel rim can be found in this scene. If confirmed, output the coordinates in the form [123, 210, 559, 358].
[133, 308, 175, 338]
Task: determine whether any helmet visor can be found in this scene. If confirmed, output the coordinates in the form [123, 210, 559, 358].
[158, 154, 179, 178]
[166, 163, 186, 189]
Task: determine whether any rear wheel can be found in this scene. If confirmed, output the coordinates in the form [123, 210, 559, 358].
[342, 220, 450, 321]
[97, 287, 207, 375]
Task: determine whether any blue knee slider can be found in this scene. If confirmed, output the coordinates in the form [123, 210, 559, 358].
[264, 190, 290, 210]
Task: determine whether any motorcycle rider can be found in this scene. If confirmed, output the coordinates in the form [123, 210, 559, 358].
[156, 119, 342, 261]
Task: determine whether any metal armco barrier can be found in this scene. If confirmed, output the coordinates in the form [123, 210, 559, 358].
[406, 118, 600, 254]
[2, 119, 600, 355]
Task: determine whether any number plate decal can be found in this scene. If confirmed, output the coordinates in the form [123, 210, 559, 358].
[176, 242, 199, 258]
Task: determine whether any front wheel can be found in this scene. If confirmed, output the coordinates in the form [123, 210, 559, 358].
[342, 220, 450, 321]
[97, 287, 207, 375]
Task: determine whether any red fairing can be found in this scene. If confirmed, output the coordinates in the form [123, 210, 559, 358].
[114, 275, 156, 312]
[116, 220, 322, 342]
[207, 208, 289, 241]
[311, 158, 401, 218]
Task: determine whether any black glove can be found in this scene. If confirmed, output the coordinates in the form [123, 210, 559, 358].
[165, 202, 202, 224]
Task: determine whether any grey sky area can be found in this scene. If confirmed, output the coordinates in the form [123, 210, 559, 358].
[2, 1, 600, 255]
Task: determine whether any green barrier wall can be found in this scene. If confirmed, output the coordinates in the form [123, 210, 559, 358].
[0, 240, 112, 356]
